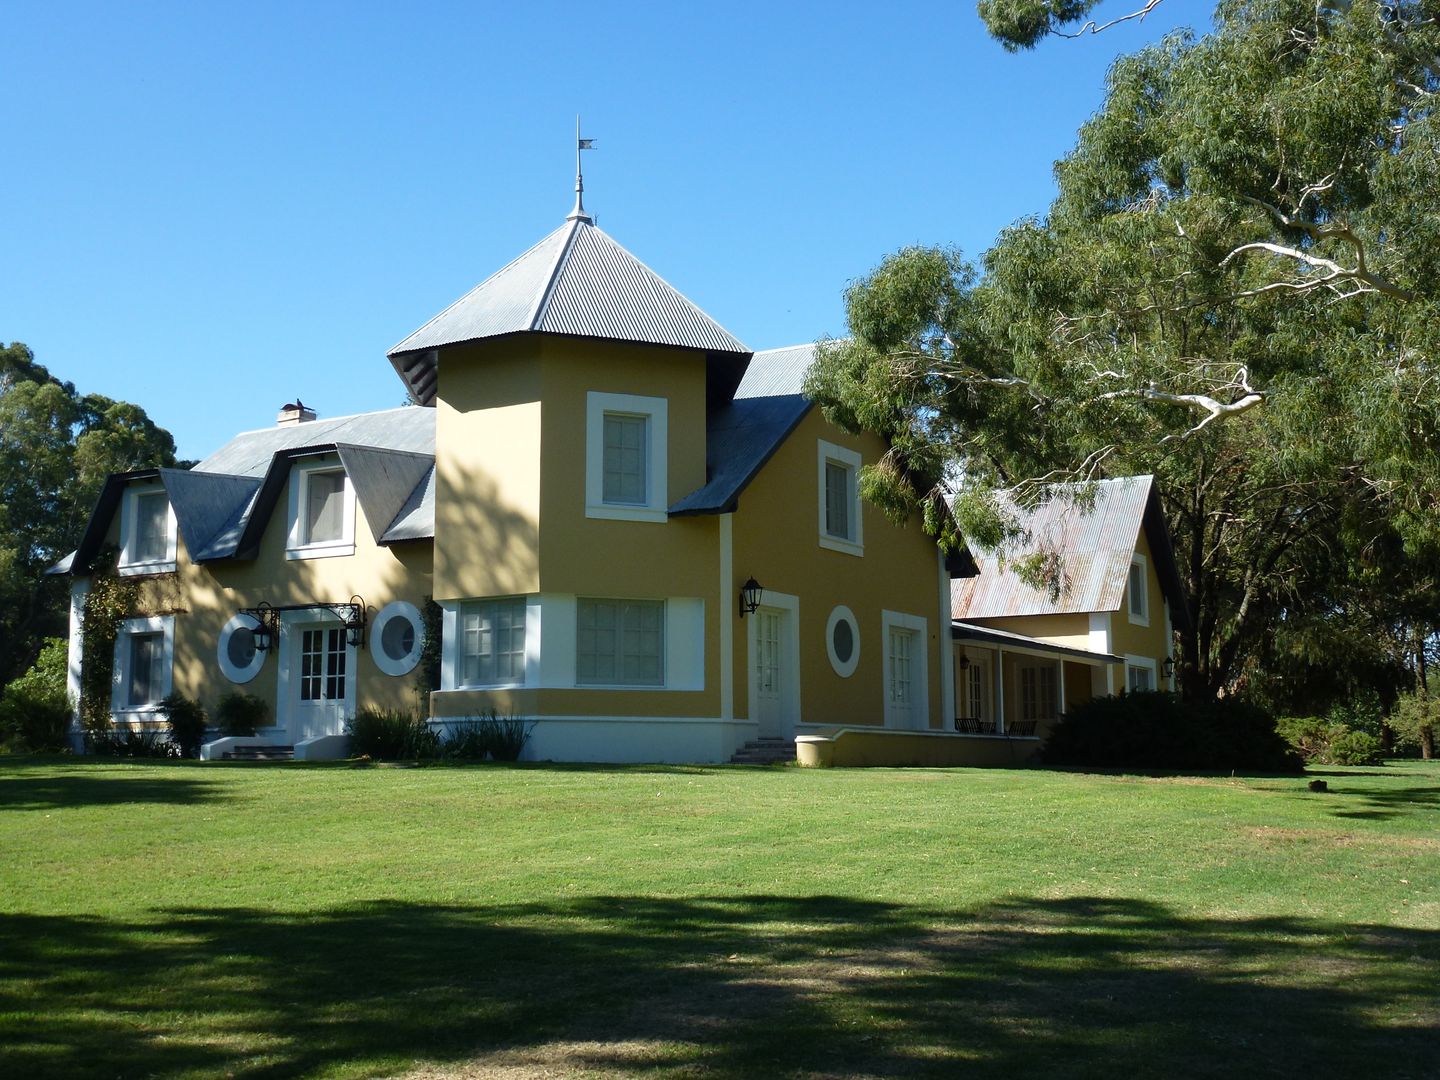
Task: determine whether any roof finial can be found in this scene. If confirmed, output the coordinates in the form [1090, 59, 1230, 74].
[567, 115, 595, 223]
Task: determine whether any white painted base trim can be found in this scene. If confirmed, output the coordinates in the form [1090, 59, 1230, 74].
[200, 736, 276, 761]
[428, 714, 759, 765]
[295, 734, 352, 761]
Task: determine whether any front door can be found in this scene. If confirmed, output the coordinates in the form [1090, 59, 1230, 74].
[289, 622, 349, 742]
[752, 605, 797, 739]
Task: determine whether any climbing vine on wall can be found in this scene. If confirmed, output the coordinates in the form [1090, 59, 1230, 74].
[416, 596, 443, 708]
[78, 550, 138, 734]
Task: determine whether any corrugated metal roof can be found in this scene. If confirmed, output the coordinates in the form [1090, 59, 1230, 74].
[335, 445, 434, 544]
[669, 344, 816, 516]
[380, 464, 435, 543]
[387, 218, 749, 404]
[952, 476, 1153, 619]
[196, 407, 434, 477]
[160, 469, 263, 561]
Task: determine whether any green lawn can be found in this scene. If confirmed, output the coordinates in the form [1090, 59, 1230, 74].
[1, 758, 1436, 1079]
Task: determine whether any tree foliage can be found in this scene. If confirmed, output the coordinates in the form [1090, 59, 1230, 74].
[0, 343, 179, 685]
[806, 0, 1440, 701]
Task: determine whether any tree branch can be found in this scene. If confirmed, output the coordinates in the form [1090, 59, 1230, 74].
[1052, 0, 1165, 40]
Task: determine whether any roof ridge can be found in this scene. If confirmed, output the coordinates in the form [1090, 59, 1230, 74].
[528, 218, 583, 330]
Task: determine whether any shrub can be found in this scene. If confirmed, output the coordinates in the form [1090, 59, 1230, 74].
[215, 691, 269, 737]
[347, 707, 439, 761]
[88, 726, 176, 758]
[160, 694, 208, 759]
[0, 638, 74, 752]
[1389, 689, 1438, 760]
[1042, 691, 1302, 773]
[1326, 729, 1386, 766]
[442, 710, 534, 761]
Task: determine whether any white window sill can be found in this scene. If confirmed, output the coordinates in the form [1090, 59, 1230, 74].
[441, 682, 527, 693]
[819, 534, 864, 558]
[112, 705, 164, 717]
[585, 503, 668, 523]
[117, 561, 177, 577]
[286, 542, 356, 561]
[574, 682, 668, 691]
[1128, 612, 1151, 627]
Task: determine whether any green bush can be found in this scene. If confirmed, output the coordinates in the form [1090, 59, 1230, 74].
[0, 638, 74, 752]
[1043, 691, 1302, 773]
[215, 691, 269, 737]
[347, 708, 439, 761]
[160, 694, 208, 759]
[442, 711, 533, 761]
[88, 727, 176, 758]
[1326, 729, 1386, 766]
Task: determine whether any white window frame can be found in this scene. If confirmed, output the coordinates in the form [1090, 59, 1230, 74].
[585, 391, 668, 523]
[217, 612, 265, 684]
[824, 604, 860, 678]
[1125, 654, 1159, 693]
[118, 483, 178, 576]
[817, 440, 863, 556]
[111, 615, 175, 716]
[1128, 553, 1150, 626]
[372, 600, 425, 678]
[960, 651, 990, 721]
[286, 458, 356, 560]
[457, 597, 529, 689]
[881, 609, 928, 728]
[576, 597, 667, 688]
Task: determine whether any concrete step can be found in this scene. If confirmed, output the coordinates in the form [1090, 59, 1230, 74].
[729, 738, 797, 765]
[222, 745, 295, 762]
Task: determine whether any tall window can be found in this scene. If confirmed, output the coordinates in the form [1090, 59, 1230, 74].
[817, 440, 863, 555]
[824, 461, 851, 541]
[966, 663, 985, 719]
[305, 470, 347, 544]
[887, 628, 915, 705]
[300, 627, 347, 701]
[128, 632, 165, 708]
[577, 598, 664, 686]
[1020, 664, 1058, 721]
[1128, 555, 1150, 625]
[461, 598, 527, 686]
[602, 414, 647, 504]
[134, 492, 169, 563]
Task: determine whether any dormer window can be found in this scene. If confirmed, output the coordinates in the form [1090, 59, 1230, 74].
[287, 459, 356, 559]
[585, 392, 667, 522]
[118, 484, 177, 576]
[817, 440, 863, 556]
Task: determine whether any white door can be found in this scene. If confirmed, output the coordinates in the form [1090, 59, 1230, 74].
[885, 626, 923, 730]
[752, 605, 797, 739]
[288, 623, 349, 741]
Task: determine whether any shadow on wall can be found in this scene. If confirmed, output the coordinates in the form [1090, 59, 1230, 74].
[2, 893, 1436, 1079]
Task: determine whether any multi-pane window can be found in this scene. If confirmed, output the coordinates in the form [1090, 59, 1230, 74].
[134, 492, 170, 563]
[577, 598, 664, 686]
[1128, 557, 1149, 623]
[127, 632, 165, 707]
[824, 461, 852, 541]
[602, 414, 647, 504]
[300, 628, 346, 701]
[305, 470, 347, 544]
[756, 610, 781, 694]
[967, 663, 985, 719]
[1127, 664, 1155, 692]
[1020, 665, 1058, 721]
[461, 598, 527, 686]
[887, 628, 915, 705]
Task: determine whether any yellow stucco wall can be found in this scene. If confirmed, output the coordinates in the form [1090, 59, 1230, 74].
[114, 461, 433, 724]
[729, 407, 945, 730]
[1109, 527, 1173, 668]
[967, 612, 1093, 649]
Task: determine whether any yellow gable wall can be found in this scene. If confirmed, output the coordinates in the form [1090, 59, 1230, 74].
[729, 408, 944, 729]
[116, 462, 433, 722]
[966, 612, 1093, 650]
[1109, 525, 1174, 668]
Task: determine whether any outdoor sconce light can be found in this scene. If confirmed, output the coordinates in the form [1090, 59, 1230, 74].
[239, 596, 366, 651]
[958, 652, 971, 672]
[1162, 656, 1176, 680]
[739, 577, 763, 618]
[249, 602, 279, 652]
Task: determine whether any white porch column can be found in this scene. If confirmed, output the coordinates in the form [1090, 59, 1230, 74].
[1057, 657, 1067, 718]
[938, 552, 955, 730]
[994, 647, 1006, 734]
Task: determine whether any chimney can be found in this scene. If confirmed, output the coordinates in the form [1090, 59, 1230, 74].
[277, 399, 316, 426]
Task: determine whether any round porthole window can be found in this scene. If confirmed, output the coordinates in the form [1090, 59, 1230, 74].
[218, 613, 265, 684]
[372, 600, 425, 677]
[825, 605, 860, 678]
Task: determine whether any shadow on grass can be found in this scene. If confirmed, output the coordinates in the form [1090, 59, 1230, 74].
[1324, 783, 1440, 822]
[2, 894, 1436, 1079]
[0, 766, 232, 811]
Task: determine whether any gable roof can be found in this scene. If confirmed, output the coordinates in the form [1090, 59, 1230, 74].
[668, 344, 814, 516]
[951, 475, 1190, 630]
[388, 218, 750, 405]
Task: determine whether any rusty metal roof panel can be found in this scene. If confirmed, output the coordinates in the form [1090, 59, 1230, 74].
[387, 220, 748, 403]
[952, 476, 1152, 618]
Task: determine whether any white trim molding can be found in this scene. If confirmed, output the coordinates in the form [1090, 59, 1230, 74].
[824, 604, 860, 678]
[286, 457, 357, 560]
[277, 607, 358, 740]
[372, 600, 425, 677]
[111, 614, 175, 719]
[1127, 553, 1151, 627]
[117, 482, 178, 576]
[217, 612, 266, 684]
[585, 391, 669, 523]
[1125, 654, 1159, 693]
[816, 439, 864, 557]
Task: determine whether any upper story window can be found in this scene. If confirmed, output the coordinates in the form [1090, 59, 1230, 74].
[118, 484, 177, 576]
[816, 440, 863, 556]
[585, 392, 668, 523]
[577, 597, 665, 686]
[1128, 553, 1150, 626]
[286, 459, 356, 560]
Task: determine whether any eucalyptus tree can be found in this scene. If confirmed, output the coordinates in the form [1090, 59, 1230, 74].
[806, 0, 1440, 699]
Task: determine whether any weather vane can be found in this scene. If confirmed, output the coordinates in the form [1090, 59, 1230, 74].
[568, 115, 595, 223]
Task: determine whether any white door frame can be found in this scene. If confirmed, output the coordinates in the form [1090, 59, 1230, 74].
[882, 609, 929, 730]
[277, 607, 358, 742]
[747, 590, 800, 737]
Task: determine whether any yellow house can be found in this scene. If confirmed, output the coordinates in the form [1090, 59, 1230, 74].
[57, 196, 965, 763]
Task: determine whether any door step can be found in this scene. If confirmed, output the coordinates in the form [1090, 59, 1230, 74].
[221, 745, 295, 762]
[729, 738, 797, 765]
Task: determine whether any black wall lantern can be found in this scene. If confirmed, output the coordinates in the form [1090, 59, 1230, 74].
[240, 596, 368, 652]
[249, 602, 279, 652]
[1162, 656, 1176, 680]
[739, 577, 763, 618]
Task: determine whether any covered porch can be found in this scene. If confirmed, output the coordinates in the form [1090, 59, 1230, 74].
[950, 621, 1121, 738]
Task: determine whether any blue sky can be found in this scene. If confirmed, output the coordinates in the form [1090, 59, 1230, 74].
[4, 0, 1210, 460]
